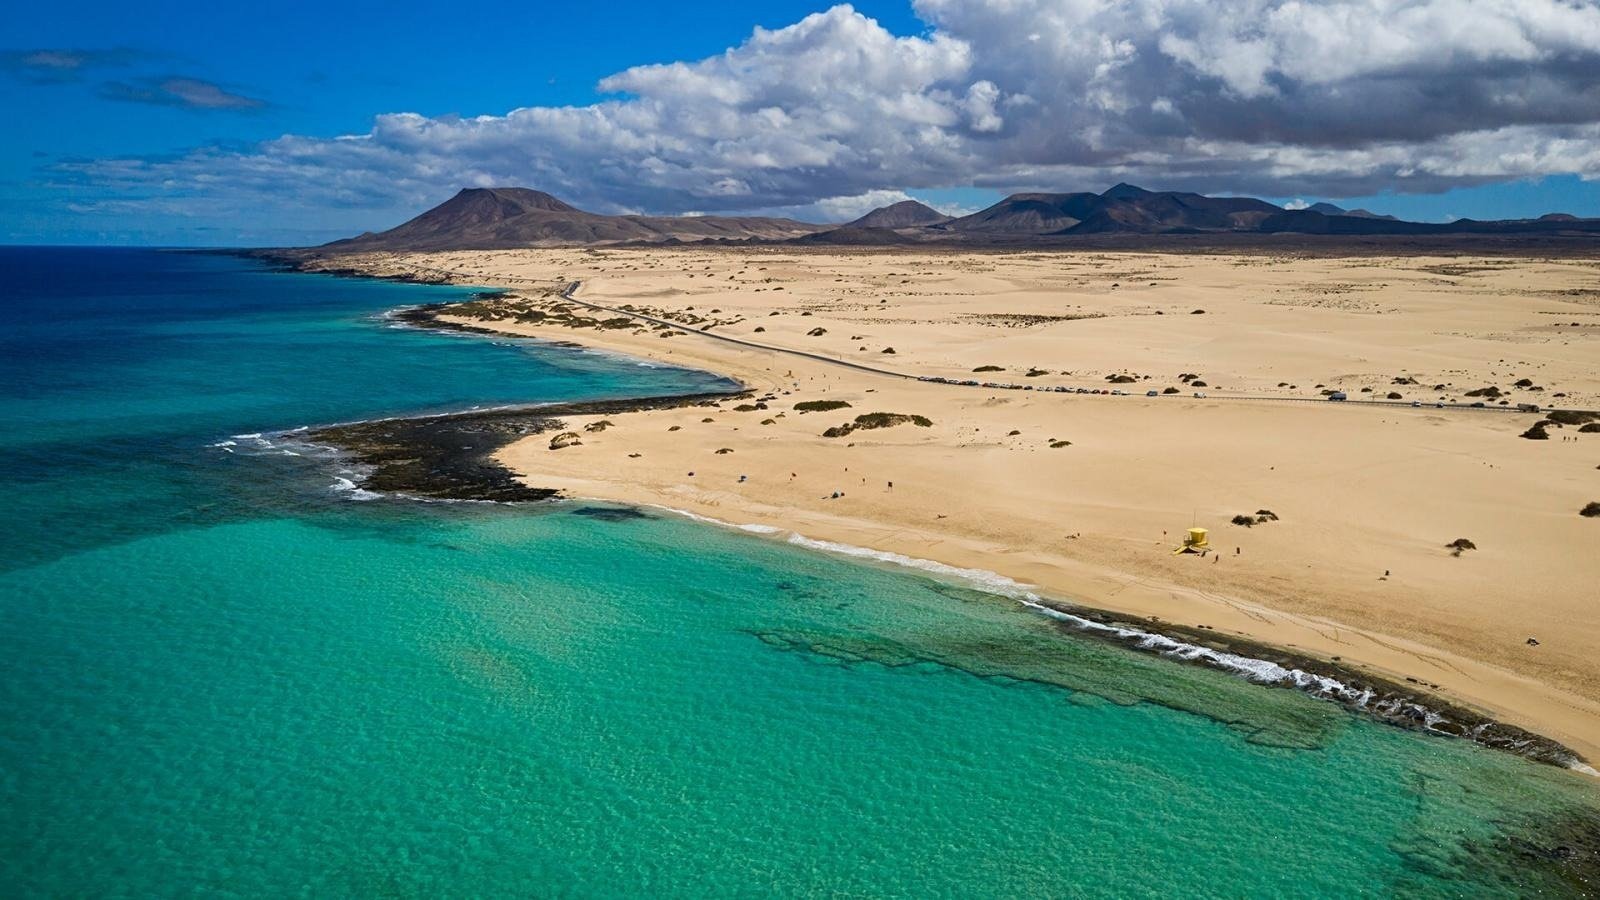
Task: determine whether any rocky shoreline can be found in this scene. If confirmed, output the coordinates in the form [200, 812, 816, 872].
[308, 390, 747, 503]
[1025, 596, 1591, 770]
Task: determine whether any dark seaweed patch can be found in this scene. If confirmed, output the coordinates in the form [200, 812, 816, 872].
[569, 505, 654, 522]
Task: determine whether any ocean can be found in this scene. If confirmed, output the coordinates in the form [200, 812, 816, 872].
[1, 246, 1596, 896]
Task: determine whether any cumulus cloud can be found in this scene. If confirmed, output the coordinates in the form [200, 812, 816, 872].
[807, 189, 922, 222]
[54, 1, 1600, 230]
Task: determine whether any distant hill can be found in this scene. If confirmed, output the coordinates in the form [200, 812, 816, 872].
[1308, 201, 1397, 221]
[845, 200, 952, 229]
[789, 225, 923, 246]
[322, 188, 823, 251]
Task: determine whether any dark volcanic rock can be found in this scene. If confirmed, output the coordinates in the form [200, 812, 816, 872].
[309, 391, 746, 502]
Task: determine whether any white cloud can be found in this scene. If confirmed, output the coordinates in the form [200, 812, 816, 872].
[808, 189, 920, 222]
[1284, 198, 1309, 210]
[55, 1, 1600, 233]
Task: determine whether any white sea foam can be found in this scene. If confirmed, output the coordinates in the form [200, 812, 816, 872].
[656, 506, 784, 534]
[781, 533, 1040, 599]
[330, 476, 381, 501]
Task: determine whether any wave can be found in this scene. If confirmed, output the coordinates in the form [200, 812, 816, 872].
[210, 427, 383, 500]
[654, 506, 784, 534]
[781, 533, 1038, 599]
[330, 475, 382, 501]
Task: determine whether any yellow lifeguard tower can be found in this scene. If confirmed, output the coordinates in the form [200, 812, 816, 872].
[1175, 527, 1209, 555]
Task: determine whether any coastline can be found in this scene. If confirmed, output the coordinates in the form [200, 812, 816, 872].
[288, 279, 1599, 772]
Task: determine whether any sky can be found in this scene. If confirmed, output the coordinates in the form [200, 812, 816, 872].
[2, 0, 1598, 246]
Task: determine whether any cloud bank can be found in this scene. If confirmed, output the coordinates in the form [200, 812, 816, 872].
[55, 1, 1600, 225]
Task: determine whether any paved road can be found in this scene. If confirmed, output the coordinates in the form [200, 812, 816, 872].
[554, 281, 918, 381]
[414, 265, 1574, 417]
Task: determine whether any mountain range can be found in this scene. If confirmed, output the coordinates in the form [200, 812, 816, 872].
[319, 184, 1600, 251]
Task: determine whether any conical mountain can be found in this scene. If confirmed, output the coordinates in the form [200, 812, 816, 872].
[845, 200, 953, 228]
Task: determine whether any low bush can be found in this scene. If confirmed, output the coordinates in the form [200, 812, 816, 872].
[822, 412, 934, 438]
[794, 399, 852, 413]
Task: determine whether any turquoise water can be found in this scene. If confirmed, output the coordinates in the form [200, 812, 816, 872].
[2, 248, 1596, 896]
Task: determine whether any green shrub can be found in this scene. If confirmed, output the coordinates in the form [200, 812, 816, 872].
[795, 399, 852, 413]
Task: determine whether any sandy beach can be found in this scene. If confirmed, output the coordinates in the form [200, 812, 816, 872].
[307, 246, 1600, 762]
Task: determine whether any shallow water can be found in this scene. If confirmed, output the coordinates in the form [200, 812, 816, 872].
[2, 248, 1596, 896]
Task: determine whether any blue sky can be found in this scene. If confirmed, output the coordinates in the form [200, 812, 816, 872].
[3, 0, 1598, 245]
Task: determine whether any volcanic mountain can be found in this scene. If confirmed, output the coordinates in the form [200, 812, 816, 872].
[322, 188, 824, 251]
[942, 183, 1282, 235]
[845, 200, 953, 229]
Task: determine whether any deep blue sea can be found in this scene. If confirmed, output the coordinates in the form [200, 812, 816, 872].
[2, 247, 1597, 896]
